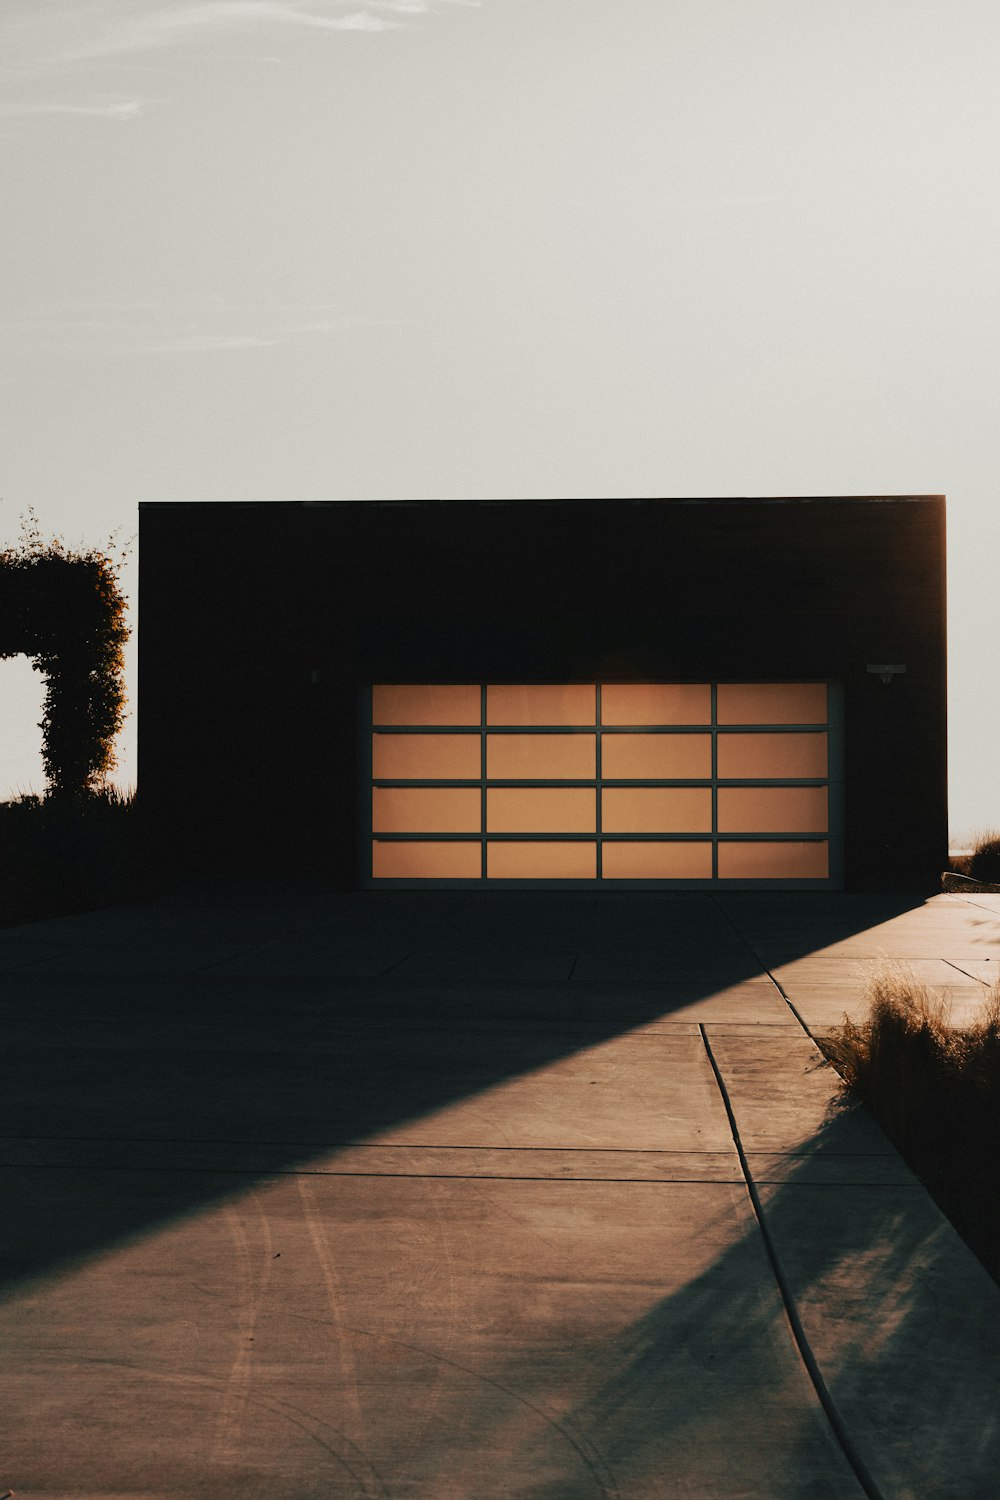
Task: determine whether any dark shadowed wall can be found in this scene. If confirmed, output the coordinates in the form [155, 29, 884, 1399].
[138, 497, 947, 892]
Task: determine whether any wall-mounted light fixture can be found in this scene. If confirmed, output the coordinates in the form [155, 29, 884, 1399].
[867, 663, 907, 686]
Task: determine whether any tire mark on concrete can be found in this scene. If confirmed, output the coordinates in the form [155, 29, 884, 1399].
[210, 1194, 274, 1468]
[70, 1356, 392, 1497]
[337, 1322, 621, 1500]
[295, 1174, 389, 1495]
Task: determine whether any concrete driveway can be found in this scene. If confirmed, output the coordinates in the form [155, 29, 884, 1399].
[2, 888, 999, 1498]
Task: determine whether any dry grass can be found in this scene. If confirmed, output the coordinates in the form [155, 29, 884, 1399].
[968, 827, 1000, 885]
[821, 963, 1000, 1284]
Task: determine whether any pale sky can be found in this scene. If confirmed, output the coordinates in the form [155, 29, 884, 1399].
[1, 0, 998, 843]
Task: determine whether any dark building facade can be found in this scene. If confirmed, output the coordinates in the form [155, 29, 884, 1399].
[138, 497, 947, 892]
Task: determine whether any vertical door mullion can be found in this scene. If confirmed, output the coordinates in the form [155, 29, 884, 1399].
[480, 684, 487, 881]
[595, 682, 603, 880]
[711, 682, 719, 880]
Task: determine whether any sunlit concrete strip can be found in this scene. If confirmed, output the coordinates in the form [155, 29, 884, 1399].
[720, 892, 1000, 1031]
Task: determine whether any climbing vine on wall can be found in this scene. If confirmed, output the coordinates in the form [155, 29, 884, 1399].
[0, 510, 132, 796]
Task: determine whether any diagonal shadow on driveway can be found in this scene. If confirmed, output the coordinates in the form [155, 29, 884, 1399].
[4, 889, 1000, 1496]
[0, 888, 935, 1295]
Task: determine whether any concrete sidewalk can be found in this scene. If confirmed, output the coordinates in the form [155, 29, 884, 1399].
[1, 889, 999, 1498]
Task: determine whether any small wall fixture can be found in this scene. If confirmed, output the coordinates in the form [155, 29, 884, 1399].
[868, 664, 907, 685]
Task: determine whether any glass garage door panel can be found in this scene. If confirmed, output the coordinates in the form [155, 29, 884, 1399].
[718, 842, 829, 879]
[601, 683, 711, 725]
[717, 786, 829, 834]
[373, 842, 482, 879]
[602, 734, 711, 778]
[602, 842, 713, 879]
[368, 682, 837, 885]
[717, 732, 827, 779]
[488, 842, 597, 879]
[602, 787, 712, 834]
[373, 683, 480, 726]
[372, 786, 480, 834]
[372, 733, 480, 780]
[717, 682, 827, 725]
[487, 684, 595, 726]
[487, 734, 596, 779]
[487, 787, 596, 834]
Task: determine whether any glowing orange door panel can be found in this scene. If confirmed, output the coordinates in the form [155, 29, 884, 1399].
[602, 787, 712, 833]
[373, 684, 480, 726]
[373, 733, 481, 780]
[718, 842, 829, 879]
[602, 842, 713, 878]
[487, 734, 596, 779]
[601, 683, 711, 725]
[487, 787, 596, 833]
[717, 732, 827, 779]
[373, 842, 482, 878]
[373, 786, 481, 834]
[717, 683, 827, 725]
[487, 684, 595, 726]
[601, 733, 711, 779]
[487, 842, 597, 878]
[717, 786, 828, 834]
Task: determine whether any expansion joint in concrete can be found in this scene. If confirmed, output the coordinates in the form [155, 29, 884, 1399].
[708, 895, 815, 1037]
[698, 1023, 883, 1500]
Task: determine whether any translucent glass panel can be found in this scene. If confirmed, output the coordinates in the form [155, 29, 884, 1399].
[487, 734, 596, 779]
[717, 732, 827, 779]
[372, 787, 480, 834]
[373, 684, 480, 726]
[372, 733, 480, 780]
[601, 733, 711, 779]
[717, 683, 827, 725]
[487, 788, 595, 833]
[487, 684, 595, 726]
[373, 842, 482, 878]
[601, 683, 711, 725]
[488, 842, 596, 878]
[717, 786, 828, 834]
[602, 787, 712, 833]
[602, 842, 713, 878]
[718, 842, 829, 879]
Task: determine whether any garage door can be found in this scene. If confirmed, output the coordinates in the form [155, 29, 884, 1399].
[365, 683, 842, 887]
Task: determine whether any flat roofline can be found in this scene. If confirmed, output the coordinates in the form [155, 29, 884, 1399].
[139, 495, 945, 509]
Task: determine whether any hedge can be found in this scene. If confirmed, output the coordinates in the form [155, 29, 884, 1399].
[0, 511, 131, 796]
